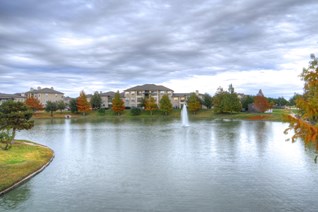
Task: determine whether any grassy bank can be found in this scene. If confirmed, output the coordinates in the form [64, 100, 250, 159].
[0, 140, 54, 193]
[32, 108, 291, 122]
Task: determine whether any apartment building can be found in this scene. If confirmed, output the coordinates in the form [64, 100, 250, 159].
[0, 93, 25, 105]
[25, 87, 64, 106]
[124, 84, 173, 108]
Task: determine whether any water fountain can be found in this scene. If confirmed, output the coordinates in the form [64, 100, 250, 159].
[181, 104, 189, 127]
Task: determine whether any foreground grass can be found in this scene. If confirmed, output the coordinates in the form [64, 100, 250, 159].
[32, 108, 291, 122]
[0, 140, 54, 193]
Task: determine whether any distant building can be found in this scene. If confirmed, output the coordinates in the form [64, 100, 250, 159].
[25, 87, 64, 106]
[0, 93, 25, 105]
[172, 90, 205, 109]
[124, 84, 173, 108]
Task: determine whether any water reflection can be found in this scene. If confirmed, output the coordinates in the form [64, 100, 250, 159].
[0, 184, 30, 210]
[1, 119, 318, 212]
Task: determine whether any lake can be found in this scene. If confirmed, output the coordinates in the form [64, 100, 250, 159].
[0, 118, 317, 211]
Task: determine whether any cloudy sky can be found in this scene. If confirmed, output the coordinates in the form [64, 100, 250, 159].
[1, 0, 317, 98]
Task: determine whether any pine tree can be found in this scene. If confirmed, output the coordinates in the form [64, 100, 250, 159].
[25, 96, 43, 111]
[112, 91, 125, 115]
[77, 91, 91, 115]
[285, 54, 318, 153]
[0, 101, 34, 150]
[90, 91, 102, 109]
[159, 94, 173, 115]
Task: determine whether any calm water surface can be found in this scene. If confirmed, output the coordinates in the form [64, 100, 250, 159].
[0, 119, 317, 211]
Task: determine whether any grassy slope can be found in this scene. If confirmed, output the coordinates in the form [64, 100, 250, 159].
[32, 108, 291, 122]
[0, 140, 54, 192]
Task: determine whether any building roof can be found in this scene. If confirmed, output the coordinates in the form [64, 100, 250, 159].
[101, 91, 116, 97]
[256, 89, 264, 97]
[125, 84, 173, 92]
[0, 93, 25, 99]
[173, 93, 190, 97]
[26, 87, 64, 95]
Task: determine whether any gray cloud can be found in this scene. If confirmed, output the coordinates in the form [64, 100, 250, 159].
[0, 0, 317, 97]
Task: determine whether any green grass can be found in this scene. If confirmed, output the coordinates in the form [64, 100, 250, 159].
[32, 108, 291, 122]
[0, 140, 54, 192]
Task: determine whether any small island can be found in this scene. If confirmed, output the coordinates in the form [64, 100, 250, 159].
[0, 140, 54, 195]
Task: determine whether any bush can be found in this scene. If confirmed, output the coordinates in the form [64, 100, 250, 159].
[130, 107, 142, 116]
[98, 108, 106, 115]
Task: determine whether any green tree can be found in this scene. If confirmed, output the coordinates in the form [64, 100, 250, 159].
[0, 101, 34, 150]
[285, 54, 318, 152]
[112, 91, 125, 115]
[213, 85, 241, 113]
[240, 95, 254, 111]
[288, 93, 301, 106]
[202, 93, 213, 109]
[187, 93, 201, 114]
[159, 94, 173, 115]
[145, 97, 158, 115]
[77, 91, 91, 115]
[90, 91, 102, 109]
[69, 98, 78, 113]
[57, 100, 66, 112]
[45, 101, 58, 117]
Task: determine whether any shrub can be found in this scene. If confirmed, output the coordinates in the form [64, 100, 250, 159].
[130, 107, 142, 116]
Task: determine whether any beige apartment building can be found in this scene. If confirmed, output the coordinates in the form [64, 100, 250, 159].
[25, 87, 64, 106]
[124, 84, 173, 108]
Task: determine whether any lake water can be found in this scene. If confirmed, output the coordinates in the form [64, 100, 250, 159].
[0, 118, 318, 211]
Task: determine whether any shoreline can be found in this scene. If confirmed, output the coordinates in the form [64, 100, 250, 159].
[0, 141, 54, 196]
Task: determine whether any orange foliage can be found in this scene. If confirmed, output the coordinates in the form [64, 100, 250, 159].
[253, 96, 271, 113]
[112, 91, 125, 115]
[285, 54, 318, 150]
[25, 96, 43, 111]
[76, 91, 91, 115]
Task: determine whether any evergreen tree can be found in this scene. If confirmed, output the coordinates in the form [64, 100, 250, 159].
[77, 90, 91, 115]
[240, 95, 254, 111]
[202, 93, 213, 109]
[145, 97, 158, 115]
[112, 91, 125, 115]
[25, 96, 43, 111]
[69, 98, 78, 113]
[90, 91, 102, 109]
[45, 101, 58, 117]
[0, 101, 34, 150]
[159, 94, 173, 115]
[187, 93, 201, 114]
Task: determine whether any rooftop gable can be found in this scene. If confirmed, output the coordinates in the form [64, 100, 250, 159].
[125, 84, 173, 92]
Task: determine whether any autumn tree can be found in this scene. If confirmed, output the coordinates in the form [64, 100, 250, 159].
[145, 97, 158, 115]
[187, 93, 201, 114]
[202, 93, 213, 109]
[45, 101, 58, 117]
[159, 94, 173, 115]
[285, 54, 318, 153]
[25, 96, 43, 111]
[0, 101, 34, 150]
[90, 91, 102, 110]
[253, 90, 271, 113]
[77, 90, 91, 115]
[112, 91, 125, 115]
